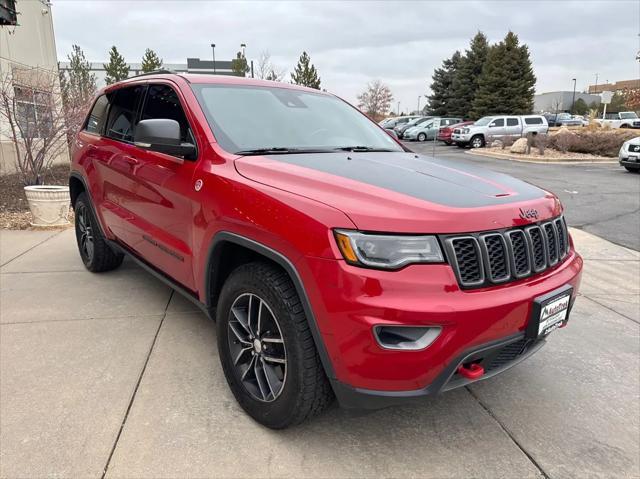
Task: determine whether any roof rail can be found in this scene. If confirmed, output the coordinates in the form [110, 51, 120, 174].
[128, 69, 176, 79]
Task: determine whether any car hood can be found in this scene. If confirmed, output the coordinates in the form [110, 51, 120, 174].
[234, 152, 561, 233]
[624, 137, 640, 147]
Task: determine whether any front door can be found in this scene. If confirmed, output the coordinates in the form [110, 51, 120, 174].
[487, 117, 506, 138]
[124, 82, 199, 290]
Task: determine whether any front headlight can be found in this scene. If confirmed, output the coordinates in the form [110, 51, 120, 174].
[334, 230, 444, 269]
[462, 128, 470, 134]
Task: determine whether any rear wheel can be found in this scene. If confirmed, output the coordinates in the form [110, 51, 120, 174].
[417, 132, 427, 142]
[74, 193, 124, 272]
[470, 135, 485, 148]
[217, 262, 334, 429]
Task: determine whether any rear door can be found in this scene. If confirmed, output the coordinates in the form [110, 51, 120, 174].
[123, 82, 199, 290]
[94, 84, 146, 239]
[505, 117, 521, 138]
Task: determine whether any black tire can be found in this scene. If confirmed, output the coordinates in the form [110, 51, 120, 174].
[624, 166, 639, 173]
[620, 124, 629, 129]
[74, 192, 124, 272]
[456, 142, 466, 148]
[444, 141, 453, 146]
[417, 132, 427, 142]
[217, 262, 334, 429]
[470, 135, 485, 148]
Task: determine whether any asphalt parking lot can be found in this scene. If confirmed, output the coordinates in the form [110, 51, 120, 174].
[407, 141, 640, 251]
[1, 228, 639, 477]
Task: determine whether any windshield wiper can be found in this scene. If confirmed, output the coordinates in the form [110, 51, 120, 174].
[235, 147, 331, 156]
[333, 146, 397, 152]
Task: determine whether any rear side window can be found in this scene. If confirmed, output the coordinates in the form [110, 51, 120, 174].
[506, 118, 519, 126]
[525, 117, 543, 125]
[140, 84, 192, 143]
[85, 95, 109, 134]
[105, 86, 145, 142]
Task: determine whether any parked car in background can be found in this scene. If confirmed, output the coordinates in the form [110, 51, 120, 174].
[404, 117, 463, 141]
[618, 137, 640, 172]
[437, 120, 473, 145]
[379, 115, 422, 130]
[544, 113, 582, 127]
[395, 116, 432, 138]
[452, 115, 548, 148]
[595, 112, 640, 129]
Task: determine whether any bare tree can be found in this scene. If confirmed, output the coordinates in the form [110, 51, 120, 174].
[0, 66, 68, 185]
[256, 50, 285, 81]
[357, 80, 393, 122]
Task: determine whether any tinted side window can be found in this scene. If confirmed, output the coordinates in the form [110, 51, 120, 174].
[85, 95, 109, 134]
[141, 84, 192, 142]
[490, 118, 505, 127]
[506, 118, 519, 126]
[105, 86, 145, 142]
[525, 117, 543, 125]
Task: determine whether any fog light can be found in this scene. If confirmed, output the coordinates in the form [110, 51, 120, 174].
[373, 326, 441, 351]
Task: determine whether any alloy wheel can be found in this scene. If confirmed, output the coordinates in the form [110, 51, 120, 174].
[77, 205, 94, 261]
[228, 293, 287, 402]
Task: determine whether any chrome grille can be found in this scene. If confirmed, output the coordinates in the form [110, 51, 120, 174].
[443, 216, 570, 288]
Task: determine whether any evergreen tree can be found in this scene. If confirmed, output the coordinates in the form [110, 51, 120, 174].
[60, 44, 96, 108]
[426, 51, 461, 116]
[471, 31, 536, 117]
[290, 51, 321, 89]
[231, 51, 250, 77]
[141, 48, 163, 73]
[572, 98, 589, 115]
[449, 32, 489, 118]
[103, 46, 129, 85]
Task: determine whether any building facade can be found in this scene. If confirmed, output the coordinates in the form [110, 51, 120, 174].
[588, 79, 640, 94]
[0, 0, 68, 176]
[533, 91, 601, 114]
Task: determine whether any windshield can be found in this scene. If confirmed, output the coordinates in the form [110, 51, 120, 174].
[474, 117, 493, 126]
[191, 84, 403, 154]
[620, 112, 638, 119]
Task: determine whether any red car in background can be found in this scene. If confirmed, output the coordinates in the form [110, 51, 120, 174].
[438, 120, 473, 145]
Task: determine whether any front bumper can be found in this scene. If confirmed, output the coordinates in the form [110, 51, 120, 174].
[451, 132, 471, 142]
[296, 249, 583, 407]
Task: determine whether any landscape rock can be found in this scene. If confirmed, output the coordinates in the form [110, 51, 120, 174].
[491, 140, 503, 148]
[510, 138, 528, 154]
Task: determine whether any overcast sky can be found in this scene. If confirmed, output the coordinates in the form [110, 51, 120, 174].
[52, 0, 640, 112]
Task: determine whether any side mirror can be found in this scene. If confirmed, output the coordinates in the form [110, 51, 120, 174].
[134, 119, 196, 159]
[385, 128, 398, 139]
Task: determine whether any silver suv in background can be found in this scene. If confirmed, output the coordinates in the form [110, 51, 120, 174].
[452, 115, 548, 148]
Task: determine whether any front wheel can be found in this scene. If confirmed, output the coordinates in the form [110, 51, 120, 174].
[417, 132, 427, 142]
[470, 135, 485, 148]
[217, 262, 334, 429]
[624, 166, 639, 173]
[444, 141, 453, 146]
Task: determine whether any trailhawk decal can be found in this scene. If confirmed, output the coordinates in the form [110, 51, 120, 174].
[243, 152, 546, 208]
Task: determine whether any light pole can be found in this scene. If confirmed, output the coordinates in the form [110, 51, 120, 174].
[594, 73, 598, 94]
[570, 78, 577, 114]
[210, 43, 216, 73]
[397, 101, 400, 115]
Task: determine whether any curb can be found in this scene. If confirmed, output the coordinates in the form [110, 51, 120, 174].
[466, 149, 618, 165]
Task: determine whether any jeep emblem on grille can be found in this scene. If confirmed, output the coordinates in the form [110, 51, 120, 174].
[519, 208, 539, 220]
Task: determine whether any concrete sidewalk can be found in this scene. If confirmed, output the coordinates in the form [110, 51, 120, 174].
[1, 228, 638, 478]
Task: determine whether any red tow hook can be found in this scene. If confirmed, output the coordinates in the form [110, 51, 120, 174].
[457, 363, 485, 380]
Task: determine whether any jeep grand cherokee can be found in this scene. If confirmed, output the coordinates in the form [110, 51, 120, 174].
[70, 73, 583, 429]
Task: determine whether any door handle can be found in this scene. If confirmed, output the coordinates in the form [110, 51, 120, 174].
[123, 156, 139, 165]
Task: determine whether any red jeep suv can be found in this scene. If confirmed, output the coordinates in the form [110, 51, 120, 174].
[70, 73, 583, 428]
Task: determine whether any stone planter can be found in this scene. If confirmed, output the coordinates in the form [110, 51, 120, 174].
[23, 185, 71, 227]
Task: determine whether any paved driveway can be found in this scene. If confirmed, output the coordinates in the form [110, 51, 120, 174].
[1, 228, 639, 478]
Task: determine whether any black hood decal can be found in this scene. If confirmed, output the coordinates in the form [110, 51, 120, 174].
[255, 152, 545, 208]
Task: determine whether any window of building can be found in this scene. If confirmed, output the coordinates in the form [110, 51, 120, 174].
[140, 84, 192, 143]
[105, 86, 145, 142]
[14, 86, 53, 138]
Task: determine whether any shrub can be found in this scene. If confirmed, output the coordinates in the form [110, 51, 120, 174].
[548, 129, 635, 157]
[534, 134, 549, 155]
[551, 130, 574, 153]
